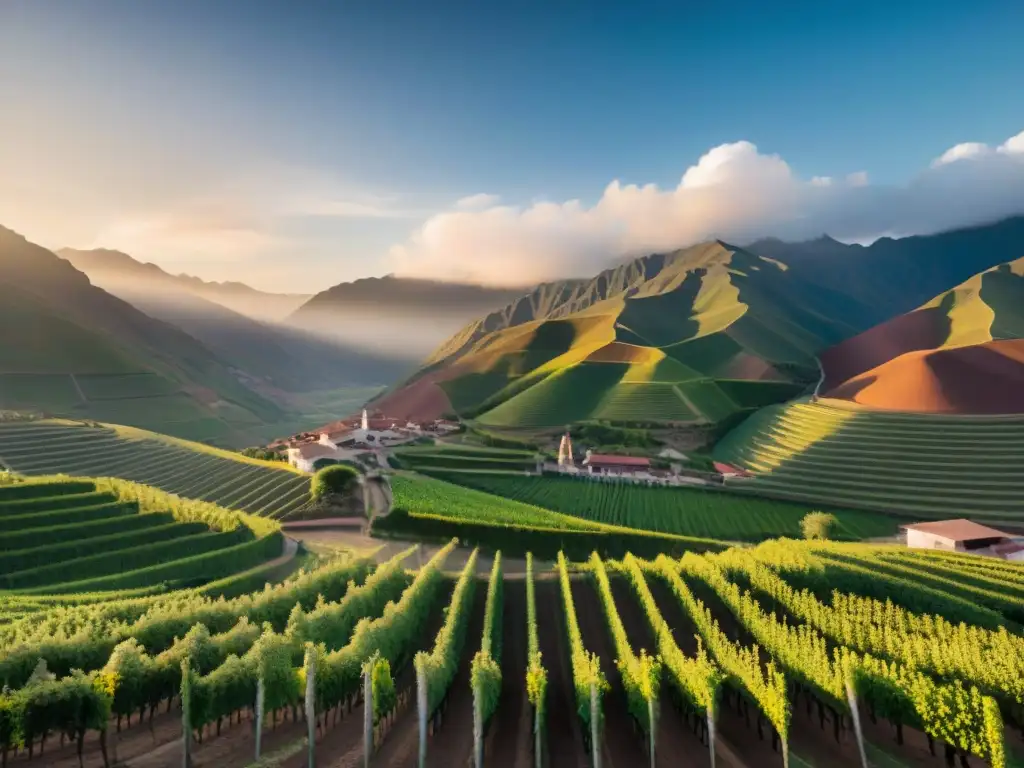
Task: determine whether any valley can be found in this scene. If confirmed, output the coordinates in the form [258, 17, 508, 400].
[4, 217, 1024, 768]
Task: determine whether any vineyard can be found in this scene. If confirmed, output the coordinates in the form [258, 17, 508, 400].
[714, 398, 1024, 524]
[2, 537, 1023, 767]
[418, 470, 902, 541]
[392, 444, 537, 475]
[0, 476, 283, 601]
[0, 420, 311, 518]
[381, 473, 730, 559]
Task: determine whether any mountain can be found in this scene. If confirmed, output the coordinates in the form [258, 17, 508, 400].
[1, 225, 288, 444]
[289, 275, 532, 359]
[58, 253, 415, 392]
[58, 248, 309, 322]
[369, 241, 875, 427]
[374, 216, 1024, 428]
[746, 215, 1024, 325]
[820, 256, 1024, 413]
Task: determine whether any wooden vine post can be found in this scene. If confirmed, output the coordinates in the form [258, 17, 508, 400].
[305, 645, 317, 768]
[364, 662, 374, 768]
[255, 673, 265, 760]
[180, 659, 192, 768]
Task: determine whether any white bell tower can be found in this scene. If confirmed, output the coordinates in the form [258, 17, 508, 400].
[361, 409, 369, 431]
[558, 432, 574, 466]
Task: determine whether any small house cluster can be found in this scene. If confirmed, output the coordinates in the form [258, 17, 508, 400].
[284, 410, 458, 472]
[544, 433, 718, 486]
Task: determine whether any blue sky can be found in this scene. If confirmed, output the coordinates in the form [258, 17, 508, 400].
[2, 0, 1023, 291]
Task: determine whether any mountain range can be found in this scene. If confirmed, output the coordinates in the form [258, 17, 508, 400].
[370, 215, 1024, 427]
[4, 215, 1024, 447]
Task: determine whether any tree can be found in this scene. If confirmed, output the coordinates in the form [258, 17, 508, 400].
[801, 511, 839, 540]
[311, 464, 359, 501]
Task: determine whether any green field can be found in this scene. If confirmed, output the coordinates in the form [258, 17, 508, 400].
[0, 477, 282, 595]
[715, 397, 1024, 524]
[0, 420, 312, 518]
[383, 473, 728, 559]
[394, 442, 538, 474]
[416, 470, 901, 541]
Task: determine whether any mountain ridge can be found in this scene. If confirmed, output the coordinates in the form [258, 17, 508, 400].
[370, 216, 1024, 427]
[59, 248, 310, 321]
[1, 225, 289, 444]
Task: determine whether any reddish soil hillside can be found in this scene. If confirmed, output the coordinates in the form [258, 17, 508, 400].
[364, 370, 456, 422]
[826, 339, 1024, 413]
[819, 306, 949, 391]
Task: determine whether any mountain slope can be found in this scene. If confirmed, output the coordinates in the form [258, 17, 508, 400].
[821, 256, 1024, 412]
[59, 248, 309, 321]
[371, 241, 870, 426]
[0, 226, 287, 444]
[746, 215, 1024, 326]
[289, 275, 532, 359]
[60, 266, 414, 392]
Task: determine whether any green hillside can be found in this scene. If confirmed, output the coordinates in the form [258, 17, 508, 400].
[0, 226, 298, 445]
[381, 241, 843, 427]
[0, 420, 311, 518]
[714, 397, 1024, 525]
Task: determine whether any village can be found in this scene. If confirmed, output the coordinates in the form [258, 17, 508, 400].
[277, 409, 461, 472]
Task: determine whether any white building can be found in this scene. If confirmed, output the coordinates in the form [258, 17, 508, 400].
[286, 443, 343, 473]
[321, 410, 414, 449]
[901, 519, 1024, 561]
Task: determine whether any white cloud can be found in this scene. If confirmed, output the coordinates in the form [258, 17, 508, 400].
[933, 142, 990, 167]
[456, 193, 501, 210]
[391, 129, 1024, 286]
[998, 130, 1024, 156]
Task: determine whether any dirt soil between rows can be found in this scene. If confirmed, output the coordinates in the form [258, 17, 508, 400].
[534, 578, 588, 768]
[481, 579, 532, 768]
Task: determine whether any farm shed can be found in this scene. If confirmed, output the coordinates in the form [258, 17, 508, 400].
[901, 519, 1023, 559]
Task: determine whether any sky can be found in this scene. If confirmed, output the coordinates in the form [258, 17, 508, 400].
[1, 0, 1023, 293]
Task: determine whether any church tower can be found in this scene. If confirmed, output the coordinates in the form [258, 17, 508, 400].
[361, 409, 369, 431]
[558, 432, 574, 467]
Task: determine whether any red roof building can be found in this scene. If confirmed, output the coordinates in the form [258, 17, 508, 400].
[583, 454, 651, 473]
[901, 519, 1021, 559]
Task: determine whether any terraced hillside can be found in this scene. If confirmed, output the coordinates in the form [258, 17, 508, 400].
[0, 420, 311, 518]
[0, 477, 283, 595]
[714, 397, 1024, 525]
[371, 241, 864, 426]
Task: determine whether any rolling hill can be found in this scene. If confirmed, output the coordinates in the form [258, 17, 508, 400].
[821, 256, 1024, 412]
[0, 226, 292, 444]
[371, 240, 875, 427]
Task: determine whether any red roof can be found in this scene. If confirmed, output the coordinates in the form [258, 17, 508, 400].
[714, 461, 753, 476]
[901, 519, 1010, 542]
[585, 454, 651, 468]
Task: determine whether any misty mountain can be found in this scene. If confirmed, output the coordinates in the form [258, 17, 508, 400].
[58, 251, 415, 392]
[0, 225, 286, 441]
[289, 275, 533, 359]
[59, 248, 309, 322]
